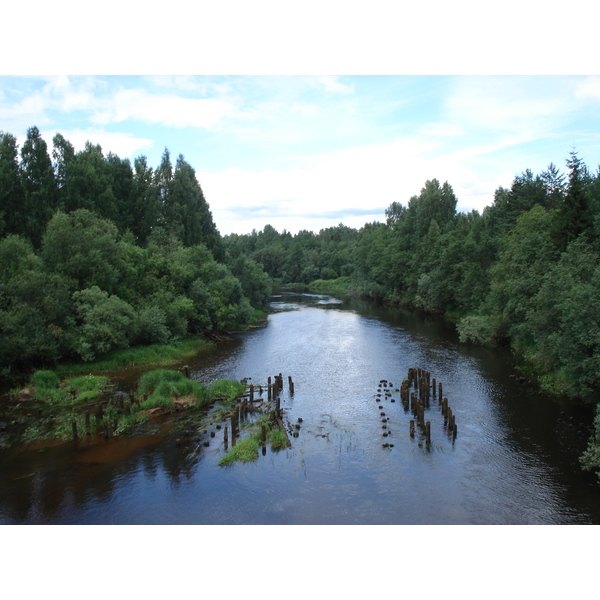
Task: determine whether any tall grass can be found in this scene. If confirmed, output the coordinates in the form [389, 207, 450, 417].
[218, 437, 260, 465]
[56, 338, 213, 376]
[30, 370, 108, 404]
[137, 369, 211, 410]
[209, 379, 246, 402]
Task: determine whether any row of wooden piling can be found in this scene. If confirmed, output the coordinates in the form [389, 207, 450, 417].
[402, 367, 457, 445]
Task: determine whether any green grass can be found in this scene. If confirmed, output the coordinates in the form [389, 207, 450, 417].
[217, 417, 289, 465]
[307, 276, 352, 293]
[209, 379, 246, 403]
[30, 370, 109, 404]
[218, 436, 260, 465]
[31, 370, 60, 391]
[269, 428, 288, 450]
[55, 338, 213, 377]
[137, 369, 211, 409]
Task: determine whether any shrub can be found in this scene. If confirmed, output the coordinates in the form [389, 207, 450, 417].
[31, 369, 60, 391]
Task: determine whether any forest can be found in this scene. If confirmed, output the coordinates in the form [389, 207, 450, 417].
[2, 126, 600, 479]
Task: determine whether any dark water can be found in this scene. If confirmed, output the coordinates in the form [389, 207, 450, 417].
[1, 290, 599, 524]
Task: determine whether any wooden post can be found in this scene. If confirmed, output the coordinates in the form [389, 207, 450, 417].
[432, 378, 436, 397]
[438, 382, 443, 398]
[410, 420, 415, 437]
[103, 424, 109, 439]
[261, 424, 267, 443]
[425, 421, 431, 445]
[268, 376, 272, 400]
[249, 384, 254, 402]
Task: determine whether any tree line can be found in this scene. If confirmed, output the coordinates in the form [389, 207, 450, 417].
[0, 127, 271, 375]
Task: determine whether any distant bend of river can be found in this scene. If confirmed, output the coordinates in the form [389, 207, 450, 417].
[1, 289, 598, 524]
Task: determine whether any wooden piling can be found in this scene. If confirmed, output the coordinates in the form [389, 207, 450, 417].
[410, 420, 415, 437]
[224, 426, 228, 450]
[438, 382, 443, 398]
[425, 421, 431, 445]
[432, 378, 436, 397]
[249, 384, 254, 402]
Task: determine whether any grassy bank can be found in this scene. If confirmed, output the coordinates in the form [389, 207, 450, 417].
[55, 338, 214, 377]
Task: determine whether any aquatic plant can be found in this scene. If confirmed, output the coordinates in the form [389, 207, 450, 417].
[209, 379, 246, 402]
[218, 436, 260, 465]
[269, 428, 288, 450]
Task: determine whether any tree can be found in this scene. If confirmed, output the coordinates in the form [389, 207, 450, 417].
[556, 150, 592, 249]
[41, 209, 124, 293]
[72, 286, 135, 361]
[20, 126, 57, 247]
[0, 131, 26, 237]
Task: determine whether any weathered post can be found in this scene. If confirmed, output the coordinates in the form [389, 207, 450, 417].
[425, 421, 431, 445]
[438, 382, 443, 398]
[410, 420, 415, 437]
[224, 426, 228, 450]
[249, 384, 254, 402]
[268, 376, 272, 400]
[432, 378, 436, 398]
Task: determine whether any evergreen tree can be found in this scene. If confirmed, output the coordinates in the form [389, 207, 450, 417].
[557, 150, 592, 249]
[20, 126, 58, 247]
[0, 131, 26, 237]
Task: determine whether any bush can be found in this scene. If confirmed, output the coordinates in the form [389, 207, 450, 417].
[137, 369, 210, 408]
[457, 315, 497, 345]
[31, 369, 60, 391]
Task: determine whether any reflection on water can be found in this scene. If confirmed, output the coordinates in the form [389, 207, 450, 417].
[1, 290, 599, 524]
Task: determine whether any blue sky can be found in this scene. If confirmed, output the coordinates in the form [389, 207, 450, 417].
[2, 6, 600, 236]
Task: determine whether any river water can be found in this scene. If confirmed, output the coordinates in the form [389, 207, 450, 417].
[1, 290, 599, 524]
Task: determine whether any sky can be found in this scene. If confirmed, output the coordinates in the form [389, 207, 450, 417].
[2, 4, 600, 239]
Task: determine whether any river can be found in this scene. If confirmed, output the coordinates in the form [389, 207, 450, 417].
[1, 289, 599, 524]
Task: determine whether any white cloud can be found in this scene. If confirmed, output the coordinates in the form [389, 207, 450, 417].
[575, 76, 600, 100]
[445, 77, 574, 137]
[420, 122, 463, 137]
[313, 76, 354, 95]
[90, 88, 240, 129]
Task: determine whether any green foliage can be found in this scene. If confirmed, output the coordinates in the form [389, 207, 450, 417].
[457, 315, 498, 346]
[137, 369, 210, 409]
[72, 286, 136, 361]
[581, 405, 600, 482]
[209, 379, 246, 402]
[29, 371, 107, 404]
[269, 428, 288, 451]
[31, 369, 60, 391]
[218, 437, 260, 465]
